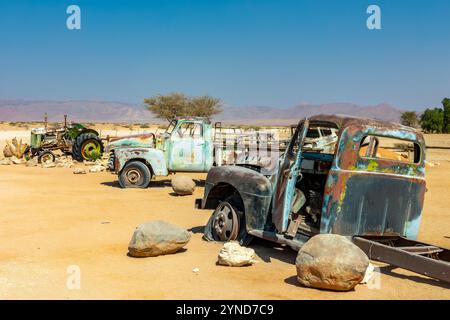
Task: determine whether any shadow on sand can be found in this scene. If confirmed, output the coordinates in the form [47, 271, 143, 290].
[101, 178, 205, 190]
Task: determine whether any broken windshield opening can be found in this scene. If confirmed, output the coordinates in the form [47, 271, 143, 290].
[302, 126, 338, 155]
[165, 120, 177, 134]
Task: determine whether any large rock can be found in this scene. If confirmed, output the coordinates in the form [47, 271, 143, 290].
[3, 145, 13, 158]
[171, 176, 196, 195]
[218, 241, 257, 267]
[128, 220, 191, 257]
[296, 234, 369, 291]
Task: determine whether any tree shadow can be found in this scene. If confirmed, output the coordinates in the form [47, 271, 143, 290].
[378, 265, 450, 289]
[249, 238, 297, 264]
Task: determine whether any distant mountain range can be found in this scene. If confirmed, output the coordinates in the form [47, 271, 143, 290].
[0, 99, 404, 125]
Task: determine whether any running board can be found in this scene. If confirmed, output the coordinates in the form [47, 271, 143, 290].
[353, 235, 450, 283]
[248, 229, 309, 251]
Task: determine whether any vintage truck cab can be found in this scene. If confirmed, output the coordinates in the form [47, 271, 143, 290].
[107, 117, 215, 188]
[200, 115, 427, 250]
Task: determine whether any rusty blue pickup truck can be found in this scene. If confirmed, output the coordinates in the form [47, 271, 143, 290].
[199, 114, 450, 283]
[106, 117, 287, 188]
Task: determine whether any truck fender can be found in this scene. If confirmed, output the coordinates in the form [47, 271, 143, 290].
[115, 148, 168, 176]
[202, 166, 273, 231]
[79, 128, 100, 137]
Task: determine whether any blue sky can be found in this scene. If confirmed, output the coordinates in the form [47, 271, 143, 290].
[0, 0, 449, 110]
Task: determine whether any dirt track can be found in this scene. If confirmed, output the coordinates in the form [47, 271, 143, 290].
[0, 136, 449, 299]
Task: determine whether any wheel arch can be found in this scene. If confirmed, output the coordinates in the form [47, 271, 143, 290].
[203, 182, 244, 210]
[122, 157, 155, 176]
[202, 166, 273, 231]
[115, 148, 168, 176]
[78, 128, 100, 138]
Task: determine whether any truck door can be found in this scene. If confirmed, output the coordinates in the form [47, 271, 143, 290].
[168, 120, 205, 171]
[320, 129, 426, 240]
[272, 119, 309, 232]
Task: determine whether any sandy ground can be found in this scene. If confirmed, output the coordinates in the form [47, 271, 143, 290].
[0, 132, 449, 299]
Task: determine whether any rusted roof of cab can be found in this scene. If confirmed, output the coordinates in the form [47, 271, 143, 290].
[308, 114, 421, 134]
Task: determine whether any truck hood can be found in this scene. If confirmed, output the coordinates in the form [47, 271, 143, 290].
[106, 133, 156, 152]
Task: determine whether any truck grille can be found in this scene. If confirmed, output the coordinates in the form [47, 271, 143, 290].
[108, 152, 115, 171]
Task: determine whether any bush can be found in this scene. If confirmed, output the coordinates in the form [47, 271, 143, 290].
[420, 108, 444, 133]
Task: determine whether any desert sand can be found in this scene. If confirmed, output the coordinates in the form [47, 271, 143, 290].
[0, 131, 449, 299]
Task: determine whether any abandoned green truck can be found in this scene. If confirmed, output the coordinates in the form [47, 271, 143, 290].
[106, 117, 287, 188]
[199, 114, 450, 283]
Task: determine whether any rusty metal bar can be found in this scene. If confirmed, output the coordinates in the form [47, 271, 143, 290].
[353, 236, 450, 283]
[397, 246, 443, 255]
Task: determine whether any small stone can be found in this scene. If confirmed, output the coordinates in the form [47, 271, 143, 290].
[73, 168, 87, 174]
[0, 158, 12, 165]
[56, 157, 68, 164]
[26, 159, 38, 167]
[11, 156, 25, 165]
[89, 165, 106, 173]
[217, 241, 257, 267]
[42, 162, 56, 168]
[361, 263, 376, 284]
[64, 162, 74, 168]
[192, 268, 200, 274]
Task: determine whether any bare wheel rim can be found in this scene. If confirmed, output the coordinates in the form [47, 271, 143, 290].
[41, 153, 53, 163]
[126, 168, 142, 185]
[213, 202, 239, 241]
[81, 139, 101, 160]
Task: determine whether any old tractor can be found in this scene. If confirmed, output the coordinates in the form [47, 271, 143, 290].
[29, 115, 104, 163]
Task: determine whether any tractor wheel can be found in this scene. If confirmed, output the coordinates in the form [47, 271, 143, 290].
[203, 194, 253, 246]
[72, 132, 104, 162]
[118, 161, 152, 188]
[38, 150, 56, 164]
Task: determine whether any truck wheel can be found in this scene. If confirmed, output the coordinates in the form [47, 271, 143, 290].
[118, 161, 151, 188]
[72, 133, 104, 162]
[38, 150, 56, 164]
[203, 194, 253, 246]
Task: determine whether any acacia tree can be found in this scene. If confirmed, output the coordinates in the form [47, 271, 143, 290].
[143, 93, 189, 121]
[189, 96, 222, 118]
[400, 111, 419, 127]
[144, 93, 222, 121]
